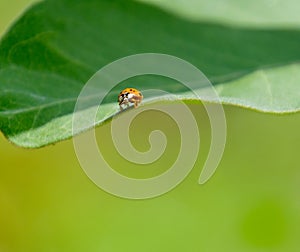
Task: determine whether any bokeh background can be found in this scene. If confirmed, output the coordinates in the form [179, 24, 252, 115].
[1, 1, 300, 252]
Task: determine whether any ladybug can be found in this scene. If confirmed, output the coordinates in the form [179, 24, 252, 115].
[118, 88, 143, 111]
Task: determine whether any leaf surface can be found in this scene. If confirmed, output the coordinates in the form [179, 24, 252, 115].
[0, 0, 300, 147]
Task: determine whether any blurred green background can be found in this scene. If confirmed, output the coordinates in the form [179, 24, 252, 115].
[1, 1, 300, 252]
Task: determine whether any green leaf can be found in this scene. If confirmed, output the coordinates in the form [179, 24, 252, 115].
[0, 0, 300, 148]
[137, 0, 300, 28]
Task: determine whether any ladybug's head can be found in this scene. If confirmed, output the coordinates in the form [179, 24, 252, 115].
[118, 92, 129, 105]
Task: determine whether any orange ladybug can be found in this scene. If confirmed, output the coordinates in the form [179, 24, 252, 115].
[118, 88, 143, 111]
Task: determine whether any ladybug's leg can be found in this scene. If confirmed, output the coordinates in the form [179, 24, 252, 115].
[132, 99, 138, 108]
[136, 98, 142, 108]
[129, 97, 139, 108]
[130, 98, 137, 108]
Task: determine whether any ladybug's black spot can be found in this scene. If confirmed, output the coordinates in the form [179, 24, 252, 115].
[130, 89, 132, 91]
